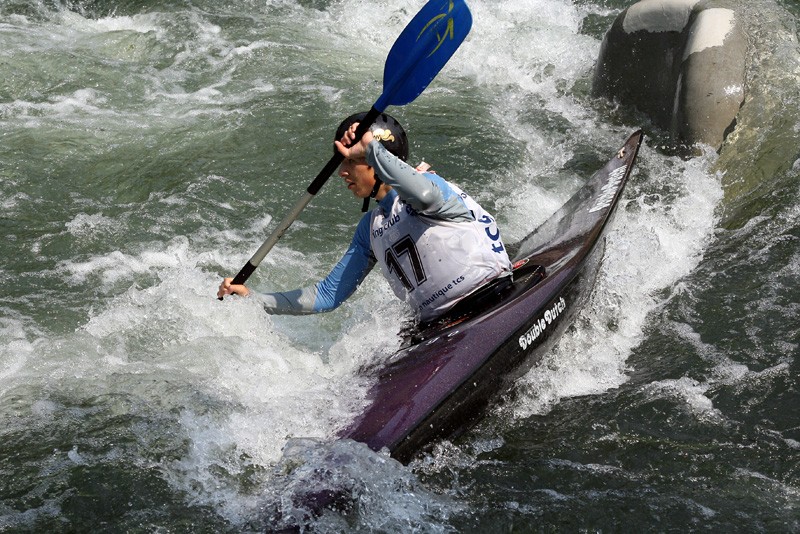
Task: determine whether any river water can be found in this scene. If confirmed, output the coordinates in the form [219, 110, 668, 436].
[1, 0, 798, 531]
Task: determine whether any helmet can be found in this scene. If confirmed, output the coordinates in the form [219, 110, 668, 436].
[334, 112, 409, 161]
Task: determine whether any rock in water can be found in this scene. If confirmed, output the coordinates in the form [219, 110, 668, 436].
[592, 0, 746, 152]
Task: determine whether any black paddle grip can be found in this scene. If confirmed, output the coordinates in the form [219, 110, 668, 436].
[231, 261, 257, 285]
[217, 261, 257, 300]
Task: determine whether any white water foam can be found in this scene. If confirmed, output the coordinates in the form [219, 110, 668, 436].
[0, 315, 38, 398]
[45, 222, 407, 524]
[0, 7, 268, 130]
[56, 10, 163, 35]
[642, 318, 793, 424]
[509, 147, 724, 418]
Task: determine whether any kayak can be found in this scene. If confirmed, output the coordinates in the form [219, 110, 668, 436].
[340, 130, 644, 463]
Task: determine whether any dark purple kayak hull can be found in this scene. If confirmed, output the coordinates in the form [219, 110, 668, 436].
[341, 131, 644, 463]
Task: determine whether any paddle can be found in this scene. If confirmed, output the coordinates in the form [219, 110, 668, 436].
[220, 0, 472, 298]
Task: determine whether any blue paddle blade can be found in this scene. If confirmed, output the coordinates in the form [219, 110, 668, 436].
[375, 0, 472, 111]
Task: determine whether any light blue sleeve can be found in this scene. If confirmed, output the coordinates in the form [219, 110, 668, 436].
[257, 213, 375, 314]
[366, 141, 473, 222]
[312, 214, 375, 311]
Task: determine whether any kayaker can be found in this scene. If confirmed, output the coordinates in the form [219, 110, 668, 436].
[217, 112, 512, 322]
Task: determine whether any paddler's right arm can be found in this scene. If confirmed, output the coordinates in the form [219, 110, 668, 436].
[365, 141, 473, 222]
[219, 213, 375, 314]
[334, 124, 471, 222]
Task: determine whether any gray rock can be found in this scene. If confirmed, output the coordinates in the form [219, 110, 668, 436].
[592, 0, 747, 151]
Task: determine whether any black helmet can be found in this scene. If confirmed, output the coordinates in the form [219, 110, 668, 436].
[334, 112, 409, 161]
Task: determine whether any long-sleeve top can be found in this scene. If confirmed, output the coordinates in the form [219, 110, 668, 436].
[254, 140, 510, 320]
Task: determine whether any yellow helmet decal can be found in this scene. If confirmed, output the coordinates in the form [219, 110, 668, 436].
[372, 128, 396, 143]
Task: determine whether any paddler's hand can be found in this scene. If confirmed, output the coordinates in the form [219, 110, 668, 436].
[217, 277, 249, 299]
[334, 122, 373, 161]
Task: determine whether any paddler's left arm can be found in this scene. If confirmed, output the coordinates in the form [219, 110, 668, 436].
[365, 141, 473, 222]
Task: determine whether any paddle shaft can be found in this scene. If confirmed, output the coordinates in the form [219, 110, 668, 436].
[227, 108, 380, 288]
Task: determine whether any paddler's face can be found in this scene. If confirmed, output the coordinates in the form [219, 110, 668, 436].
[339, 158, 376, 198]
